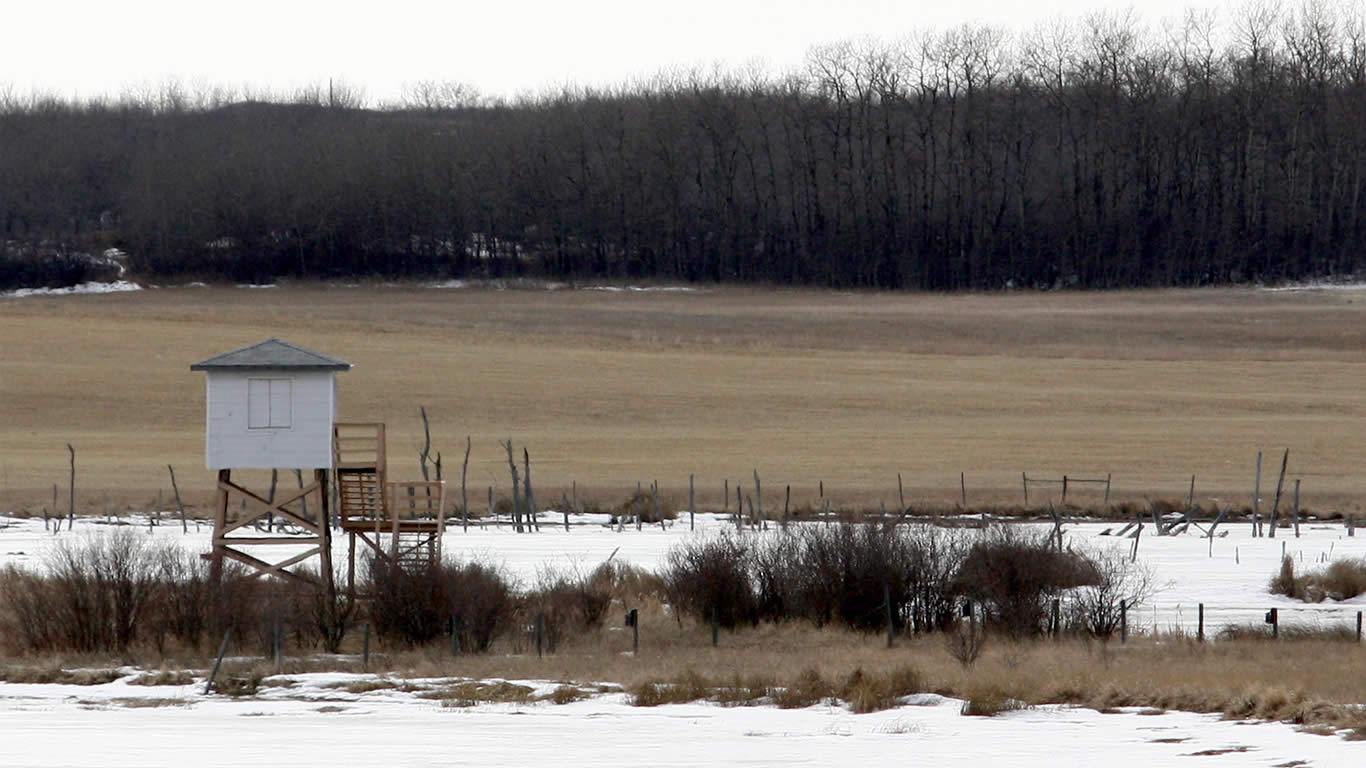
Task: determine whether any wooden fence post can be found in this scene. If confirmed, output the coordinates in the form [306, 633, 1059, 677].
[1120, 599, 1128, 644]
[1197, 603, 1204, 642]
[689, 474, 695, 532]
[753, 470, 762, 531]
[205, 627, 232, 695]
[1269, 448, 1288, 539]
[1253, 451, 1262, 537]
[1061, 475, 1068, 504]
[363, 623, 371, 668]
[1104, 473, 1112, 507]
[273, 620, 282, 674]
[884, 582, 894, 648]
[1022, 471, 1029, 506]
[1293, 479, 1301, 539]
[960, 471, 967, 508]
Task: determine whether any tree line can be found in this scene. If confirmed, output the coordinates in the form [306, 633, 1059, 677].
[5, 4, 1366, 290]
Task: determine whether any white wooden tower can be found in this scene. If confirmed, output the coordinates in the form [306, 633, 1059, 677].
[191, 338, 351, 586]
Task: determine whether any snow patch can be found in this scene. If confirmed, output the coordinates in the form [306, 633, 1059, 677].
[2, 280, 143, 298]
[1260, 280, 1366, 292]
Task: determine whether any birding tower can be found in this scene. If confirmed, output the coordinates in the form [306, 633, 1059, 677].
[193, 338, 447, 594]
[192, 338, 349, 586]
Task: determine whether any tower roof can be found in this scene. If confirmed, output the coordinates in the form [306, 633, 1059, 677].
[190, 338, 352, 372]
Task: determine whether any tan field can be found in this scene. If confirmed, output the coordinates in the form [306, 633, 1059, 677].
[2, 282, 1366, 517]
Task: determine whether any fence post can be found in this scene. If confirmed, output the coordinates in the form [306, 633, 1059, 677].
[273, 620, 282, 675]
[884, 582, 894, 648]
[1293, 479, 1301, 538]
[689, 474, 695, 532]
[1357, 611, 1363, 643]
[1197, 603, 1204, 643]
[205, 627, 232, 695]
[1268, 607, 1279, 639]
[363, 623, 371, 668]
[960, 471, 967, 508]
[1051, 598, 1060, 637]
[1120, 599, 1127, 644]
[1061, 475, 1068, 504]
[536, 613, 544, 658]
[1104, 473, 1111, 507]
[1022, 472, 1029, 506]
[632, 610, 640, 656]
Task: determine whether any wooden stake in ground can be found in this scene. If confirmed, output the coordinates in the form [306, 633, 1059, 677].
[418, 406, 433, 481]
[504, 440, 522, 533]
[897, 473, 906, 524]
[461, 436, 471, 533]
[1253, 451, 1263, 537]
[524, 447, 539, 532]
[67, 443, 75, 531]
[753, 470, 763, 532]
[1293, 479, 1301, 539]
[168, 464, 188, 534]
[735, 483, 742, 533]
[782, 484, 790, 530]
[689, 474, 695, 532]
[653, 480, 664, 531]
[1268, 448, 1288, 539]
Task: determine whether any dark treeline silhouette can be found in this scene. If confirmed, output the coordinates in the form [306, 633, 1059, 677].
[5, 5, 1366, 290]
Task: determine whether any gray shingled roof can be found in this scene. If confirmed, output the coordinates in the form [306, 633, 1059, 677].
[190, 338, 352, 372]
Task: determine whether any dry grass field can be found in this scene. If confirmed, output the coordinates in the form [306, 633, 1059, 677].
[3, 282, 1366, 516]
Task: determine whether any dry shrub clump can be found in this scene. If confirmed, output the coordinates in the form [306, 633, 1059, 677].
[0, 530, 354, 657]
[661, 524, 1126, 640]
[628, 665, 924, 714]
[952, 527, 1100, 637]
[520, 571, 612, 653]
[367, 557, 516, 651]
[1269, 556, 1366, 602]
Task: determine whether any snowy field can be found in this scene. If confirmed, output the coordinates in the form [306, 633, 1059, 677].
[3, 672, 1362, 768]
[3, 513, 1365, 766]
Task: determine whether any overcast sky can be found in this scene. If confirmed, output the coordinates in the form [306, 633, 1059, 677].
[5, 1, 1258, 104]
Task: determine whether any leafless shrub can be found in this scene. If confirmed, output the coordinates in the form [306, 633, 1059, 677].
[0, 531, 162, 653]
[945, 618, 987, 668]
[662, 534, 757, 629]
[366, 557, 516, 651]
[1066, 547, 1155, 639]
[952, 527, 1099, 637]
[522, 569, 611, 652]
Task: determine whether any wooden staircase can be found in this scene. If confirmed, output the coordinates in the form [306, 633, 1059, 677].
[334, 422, 446, 592]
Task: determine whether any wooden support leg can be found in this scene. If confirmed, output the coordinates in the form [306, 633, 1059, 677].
[347, 532, 357, 599]
[316, 468, 334, 595]
[210, 468, 230, 588]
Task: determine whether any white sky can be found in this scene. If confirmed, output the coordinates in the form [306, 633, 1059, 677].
[3, 1, 1259, 104]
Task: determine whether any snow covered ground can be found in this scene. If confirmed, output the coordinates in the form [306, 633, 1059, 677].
[2, 669, 1361, 767]
[0, 279, 142, 298]
[3, 514, 1365, 765]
